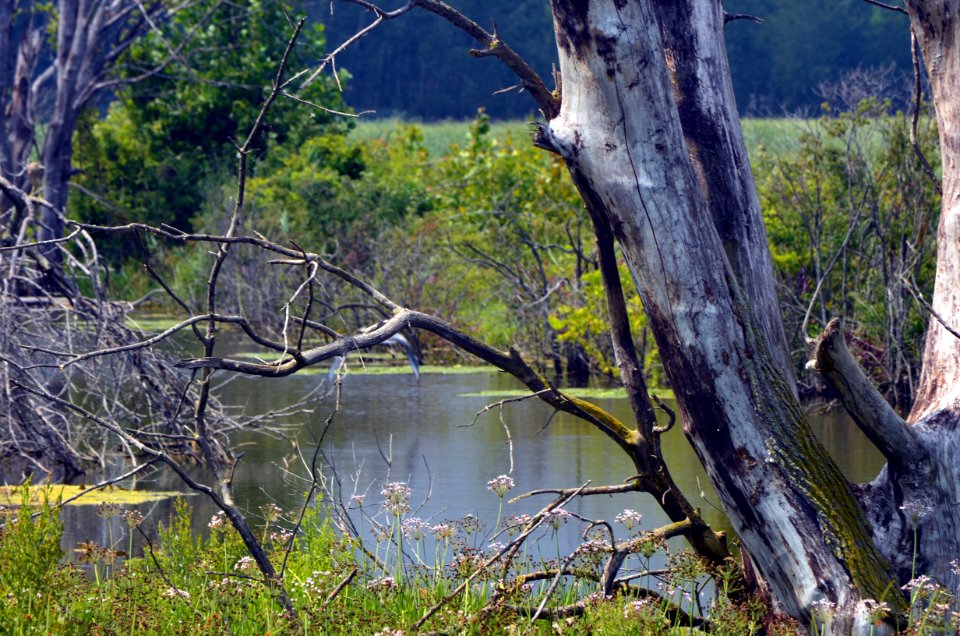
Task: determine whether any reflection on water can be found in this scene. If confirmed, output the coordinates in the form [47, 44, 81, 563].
[58, 372, 886, 570]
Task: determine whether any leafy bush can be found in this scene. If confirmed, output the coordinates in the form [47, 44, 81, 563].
[754, 99, 939, 406]
[71, 0, 347, 265]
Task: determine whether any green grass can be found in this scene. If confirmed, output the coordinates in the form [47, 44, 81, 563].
[351, 117, 811, 158]
[350, 117, 534, 156]
[741, 117, 813, 156]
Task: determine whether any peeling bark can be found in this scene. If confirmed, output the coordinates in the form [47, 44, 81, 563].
[814, 318, 960, 605]
[811, 319, 926, 471]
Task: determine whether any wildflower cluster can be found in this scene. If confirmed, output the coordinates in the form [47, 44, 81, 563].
[370, 522, 392, 542]
[259, 502, 283, 522]
[366, 576, 398, 592]
[233, 556, 255, 572]
[431, 522, 454, 541]
[656, 580, 693, 605]
[615, 508, 642, 531]
[901, 574, 956, 631]
[121, 509, 144, 529]
[401, 517, 427, 541]
[95, 502, 121, 519]
[269, 529, 294, 545]
[487, 541, 507, 555]
[486, 475, 515, 497]
[460, 514, 483, 536]
[303, 570, 332, 595]
[381, 482, 412, 516]
[544, 508, 571, 530]
[74, 540, 120, 565]
[164, 587, 191, 600]
[451, 550, 484, 578]
[811, 598, 836, 622]
[208, 511, 228, 530]
[504, 514, 531, 536]
[856, 598, 891, 624]
[575, 539, 609, 567]
[624, 597, 655, 617]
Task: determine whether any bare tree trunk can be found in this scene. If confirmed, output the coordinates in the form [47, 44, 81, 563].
[539, 0, 900, 627]
[907, 1, 960, 423]
[1, 0, 176, 285]
[651, 0, 795, 390]
[38, 123, 73, 271]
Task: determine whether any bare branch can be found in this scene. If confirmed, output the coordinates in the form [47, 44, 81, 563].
[723, 12, 764, 24]
[322, 0, 558, 118]
[510, 482, 642, 503]
[410, 482, 590, 631]
[810, 319, 927, 468]
[903, 275, 960, 341]
[861, 0, 909, 15]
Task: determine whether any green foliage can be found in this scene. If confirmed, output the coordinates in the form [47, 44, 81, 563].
[754, 99, 939, 406]
[244, 123, 433, 257]
[71, 0, 346, 263]
[0, 482, 952, 633]
[0, 484, 64, 598]
[422, 111, 595, 371]
[550, 267, 663, 384]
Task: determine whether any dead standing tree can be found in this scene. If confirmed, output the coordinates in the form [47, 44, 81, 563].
[279, 0, 960, 631]
[0, 0, 219, 286]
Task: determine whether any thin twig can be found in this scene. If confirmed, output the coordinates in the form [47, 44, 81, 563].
[903, 276, 960, 340]
[322, 567, 358, 610]
[410, 482, 591, 631]
[861, 0, 909, 14]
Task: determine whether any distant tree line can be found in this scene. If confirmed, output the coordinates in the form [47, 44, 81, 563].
[315, 0, 912, 120]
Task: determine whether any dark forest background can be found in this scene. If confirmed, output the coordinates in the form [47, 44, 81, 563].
[311, 0, 912, 120]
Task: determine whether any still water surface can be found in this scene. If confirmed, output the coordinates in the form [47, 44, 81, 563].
[62, 370, 885, 565]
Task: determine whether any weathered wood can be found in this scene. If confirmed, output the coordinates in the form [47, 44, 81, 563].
[545, 0, 900, 628]
[905, 1, 960, 423]
[651, 0, 794, 390]
[811, 319, 926, 470]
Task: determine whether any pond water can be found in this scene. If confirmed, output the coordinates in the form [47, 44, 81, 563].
[58, 368, 886, 572]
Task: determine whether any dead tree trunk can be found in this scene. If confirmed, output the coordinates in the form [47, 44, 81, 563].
[538, 0, 903, 629]
[908, 1, 960, 422]
[0, 0, 178, 286]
